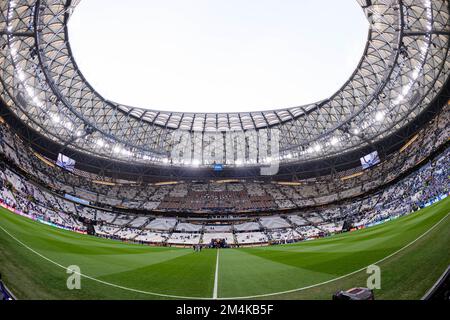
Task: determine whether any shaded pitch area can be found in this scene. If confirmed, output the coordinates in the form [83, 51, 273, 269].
[0, 197, 448, 300]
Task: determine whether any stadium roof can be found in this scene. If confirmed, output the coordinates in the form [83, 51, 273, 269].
[0, 0, 449, 170]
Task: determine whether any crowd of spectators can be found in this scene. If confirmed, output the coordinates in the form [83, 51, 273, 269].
[0, 106, 448, 246]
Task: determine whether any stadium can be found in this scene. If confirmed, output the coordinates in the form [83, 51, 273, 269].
[0, 0, 449, 302]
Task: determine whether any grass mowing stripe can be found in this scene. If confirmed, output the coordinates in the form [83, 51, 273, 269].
[0, 223, 212, 300]
[218, 199, 450, 298]
[0, 210, 211, 300]
[218, 210, 450, 300]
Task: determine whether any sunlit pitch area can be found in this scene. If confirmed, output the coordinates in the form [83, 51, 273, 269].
[68, 0, 368, 113]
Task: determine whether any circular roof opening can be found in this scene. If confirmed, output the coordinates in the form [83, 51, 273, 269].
[69, 0, 368, 113]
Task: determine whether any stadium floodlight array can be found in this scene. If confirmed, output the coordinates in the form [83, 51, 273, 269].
[0, 0, 449, 169]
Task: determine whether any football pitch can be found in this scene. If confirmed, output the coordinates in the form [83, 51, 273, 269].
[0, 197, 449, 300]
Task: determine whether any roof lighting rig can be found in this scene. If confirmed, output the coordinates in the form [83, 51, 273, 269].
[0, 0, 448, 171]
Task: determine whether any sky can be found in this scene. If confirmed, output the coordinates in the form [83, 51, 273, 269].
[68, 0, 368, 113]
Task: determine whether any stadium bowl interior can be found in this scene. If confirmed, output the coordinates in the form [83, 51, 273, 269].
[0, 0, 449, 300]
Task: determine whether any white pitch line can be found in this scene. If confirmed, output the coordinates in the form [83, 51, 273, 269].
[0, 223, 210, 300]
[0, 209, 448, 300]
[213, 249, 220, 299]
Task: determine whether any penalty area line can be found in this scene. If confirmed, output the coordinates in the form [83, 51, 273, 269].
[213, 249, 220, 299]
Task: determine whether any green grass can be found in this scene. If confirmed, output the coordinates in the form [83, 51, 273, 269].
[0, 197, 449, 300]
